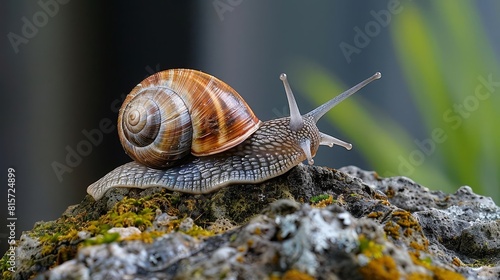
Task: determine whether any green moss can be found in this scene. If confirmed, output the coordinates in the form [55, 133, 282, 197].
[7, 192, 175, 270]
[469, 258, 497, 268]
[123, 230, 165, 243]
[0, 254, 14, 280]
[0, 189, 224, 277]
[311, 194, 335, 208]
[310, 194, 330, 204]
[99, 207, 155, 230]
[2, 271, 13, 280]
[83, 232, 120, 246]
[182, 224, 214, 237]
[421, 256, 433, 266]
[229, 233, 238, 242]
[92, 193, 169, 232]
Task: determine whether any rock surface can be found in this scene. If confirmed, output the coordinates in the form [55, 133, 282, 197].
[2, 164, 500, 279]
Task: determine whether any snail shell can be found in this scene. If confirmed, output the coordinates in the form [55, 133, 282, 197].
[118, 69, 261, 168]
[87, 70, 381, 200]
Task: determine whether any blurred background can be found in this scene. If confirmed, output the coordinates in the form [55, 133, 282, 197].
[1, 1, 499, 254]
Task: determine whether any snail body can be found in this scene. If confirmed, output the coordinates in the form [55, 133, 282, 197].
[87, 69, 381, 200]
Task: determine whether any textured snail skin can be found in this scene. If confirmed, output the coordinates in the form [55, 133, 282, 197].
[87, 70, 381, 200]
[88, 117, 319, 200]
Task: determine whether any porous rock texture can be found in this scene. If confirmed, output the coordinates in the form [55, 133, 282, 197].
[2, 164, 500, 279]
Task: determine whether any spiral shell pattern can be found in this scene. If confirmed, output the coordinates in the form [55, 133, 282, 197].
[118, 69, 261, 168]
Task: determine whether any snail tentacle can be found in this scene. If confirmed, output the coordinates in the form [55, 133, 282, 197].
[303, 71, 381, 151]
[306, 72, 381, 123]
[319, 132, 353, 150]
[299, 138, 314, 165]
[280, 73, 303, 131]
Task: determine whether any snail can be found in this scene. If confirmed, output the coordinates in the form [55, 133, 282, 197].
[87, 69, 381, 200]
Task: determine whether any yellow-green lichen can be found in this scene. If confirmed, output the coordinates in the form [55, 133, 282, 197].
[392, 210, 420, 229]
[372, 191, 388, 201]
[208, 218, 236, 234]
[383, 221, 401, 239]
[0, 254, 14, 280]
[359, 255, 400, 280]
[367, 211, 384, 219]
[182, 224, 214, 237]
[280, 268, 315, 280]
[310, 194, 335, 207]
[430, 267, 465, 280]
[357, 230, 463, 280]
[359, 235, 384, 259]
[407, 252, 465, 280]
[123, 230, 166, 243]
[357, 235, 401, 280]
[17, 191, 220, 270]
[386, 187, 395, 198]
[382, 210, 427, 245]
[468, 258, 497, 268]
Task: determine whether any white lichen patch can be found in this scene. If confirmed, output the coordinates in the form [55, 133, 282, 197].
[107, 227, 141, 239]
[41, 232, 200, 280]
[277, 205, 359, 275]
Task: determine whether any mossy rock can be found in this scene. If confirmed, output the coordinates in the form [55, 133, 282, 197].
[2, 165, 500, 279]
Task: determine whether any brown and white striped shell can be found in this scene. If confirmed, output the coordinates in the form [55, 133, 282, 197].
[118, 69, 261, 168]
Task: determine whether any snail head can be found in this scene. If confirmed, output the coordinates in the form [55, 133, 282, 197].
[279, 72, 381, 164]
